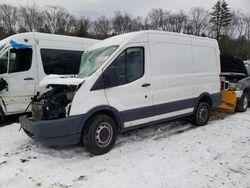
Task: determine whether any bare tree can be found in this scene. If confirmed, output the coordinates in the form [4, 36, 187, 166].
[43, 5, 74, 34]
[131, 16, 145, 31]
[92, 16, 112, 38]
[18, 5, 44, 32]
[226, 11, 239, 38]
[71, 17, 91, 37]
[0, 4, 18, 35]
[168, 11, 188, 33]
[147, 8, 166, 30]
[189, 7, 210, 36]
[147, 9, 183, 32]
[112, 11, 134, 34]
[244, 16, 250, 41]
[234, 11, 245, 37]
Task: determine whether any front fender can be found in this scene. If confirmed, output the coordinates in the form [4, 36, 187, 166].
[75, 105, 124, 133]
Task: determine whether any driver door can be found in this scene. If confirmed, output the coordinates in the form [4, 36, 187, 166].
[104, 44, 154, 128]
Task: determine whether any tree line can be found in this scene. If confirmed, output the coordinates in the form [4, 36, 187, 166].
[0, 0, 250, 59]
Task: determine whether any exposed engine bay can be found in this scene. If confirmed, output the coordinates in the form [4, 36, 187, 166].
[31, 85, 77, 121]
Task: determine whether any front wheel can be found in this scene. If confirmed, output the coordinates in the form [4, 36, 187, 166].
[191, 102, 210, 126]
[236, 92, 248, 112]
[82, 114, 117, 155]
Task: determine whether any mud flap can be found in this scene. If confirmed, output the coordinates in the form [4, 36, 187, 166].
[215, 90, 237, 113]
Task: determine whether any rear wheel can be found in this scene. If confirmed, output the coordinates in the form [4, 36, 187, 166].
[236, 92, 248, 112]
[191, 101, 210, 126]
[82, 114, 117, 155]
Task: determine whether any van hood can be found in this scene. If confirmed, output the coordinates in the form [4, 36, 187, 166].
[39, 75, 85, 87]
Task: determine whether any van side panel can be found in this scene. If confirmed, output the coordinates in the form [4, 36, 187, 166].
[148, 33, 194, 121]
[192, 39, 221, 100]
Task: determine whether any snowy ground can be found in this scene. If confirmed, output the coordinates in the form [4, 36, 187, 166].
[0, 111, 250, 188]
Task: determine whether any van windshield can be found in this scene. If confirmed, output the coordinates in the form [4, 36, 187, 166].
[77, 45, 118, 78]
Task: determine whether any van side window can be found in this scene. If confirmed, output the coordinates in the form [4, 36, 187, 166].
[109, 47, 144, 86]
[8, 48, 32, 73]
[41, 49, 83, 75]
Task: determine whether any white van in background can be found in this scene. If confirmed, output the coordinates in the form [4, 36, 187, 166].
[20, 30, 221, 155]
[0, 32, 99, 121]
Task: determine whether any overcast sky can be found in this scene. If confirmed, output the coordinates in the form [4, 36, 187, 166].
[1, 0, 249, 19]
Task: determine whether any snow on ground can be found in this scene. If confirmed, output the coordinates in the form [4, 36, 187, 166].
[0, 111, 250, 188]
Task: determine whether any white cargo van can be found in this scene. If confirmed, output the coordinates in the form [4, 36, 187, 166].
[0, 32, 99, 121]
[20, 30, 221, 155]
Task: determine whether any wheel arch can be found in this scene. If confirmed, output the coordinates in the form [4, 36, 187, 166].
[194, 93, 213, 111]
[78, 105, 124, 135]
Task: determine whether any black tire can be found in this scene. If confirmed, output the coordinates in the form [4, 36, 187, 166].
[82, 114, 117, 155]
[191, 102, 210, 126]
[236, 92, 248, 112]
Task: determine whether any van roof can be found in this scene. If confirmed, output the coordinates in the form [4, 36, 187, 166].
[0, 32, 100, 46]
[88, 30, 217, 51]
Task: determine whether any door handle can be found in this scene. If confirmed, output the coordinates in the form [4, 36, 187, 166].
[24, 77, 34, 80]
[141, 83, 151, 87]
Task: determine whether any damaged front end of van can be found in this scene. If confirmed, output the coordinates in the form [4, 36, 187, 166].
[19, 44, 119, 147]
[19, 75, 85, 146]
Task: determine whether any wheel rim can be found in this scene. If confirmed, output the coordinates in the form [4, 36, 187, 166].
[198, 106, 208, 122]
[243, 96, 248, 110]
[95, 122, 113, 148]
